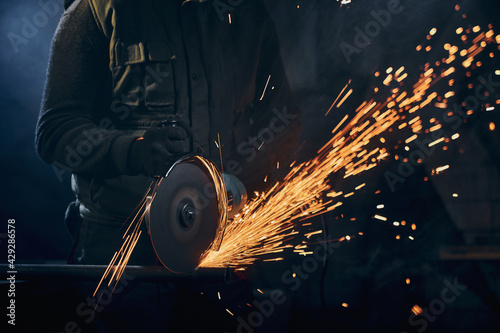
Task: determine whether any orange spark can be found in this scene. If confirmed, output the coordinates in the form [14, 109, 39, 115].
[326, 80, 351, 116]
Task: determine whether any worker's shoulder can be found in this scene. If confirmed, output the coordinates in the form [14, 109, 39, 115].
[86, 0, 147, 23]
[86, 0, 133, 38]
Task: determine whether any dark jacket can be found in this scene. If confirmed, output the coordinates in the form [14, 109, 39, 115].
[36, 0, 300, 225]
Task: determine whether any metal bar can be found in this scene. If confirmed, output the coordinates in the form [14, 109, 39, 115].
[0, 264, 232, 284]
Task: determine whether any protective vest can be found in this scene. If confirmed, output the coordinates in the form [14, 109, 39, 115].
[88, 0, 190, 129]
[87, 0, 271, 157]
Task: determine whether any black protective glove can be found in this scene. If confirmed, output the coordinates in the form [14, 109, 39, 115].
[128, 126, 189, 177]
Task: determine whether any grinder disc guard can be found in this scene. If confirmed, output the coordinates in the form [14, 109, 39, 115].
[148, 156, 227, 274]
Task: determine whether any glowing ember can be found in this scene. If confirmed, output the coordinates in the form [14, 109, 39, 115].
[434, 165, 450, 174]
[412, 304, 423, 316]
[374, 215, 388, 222]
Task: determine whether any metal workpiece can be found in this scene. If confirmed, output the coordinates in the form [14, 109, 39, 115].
[0, 264, 233, 284]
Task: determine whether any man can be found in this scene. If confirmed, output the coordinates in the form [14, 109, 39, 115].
[36, 0, 300, 330]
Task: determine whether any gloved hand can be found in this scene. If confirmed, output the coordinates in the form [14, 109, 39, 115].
[128, 126, 189, 177]
[223, 173, 248, 219]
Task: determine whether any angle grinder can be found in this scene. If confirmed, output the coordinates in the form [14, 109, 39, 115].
[146, 155, 247, 274]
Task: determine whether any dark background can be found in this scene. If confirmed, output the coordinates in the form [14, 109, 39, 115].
[1, 0, 500, 332]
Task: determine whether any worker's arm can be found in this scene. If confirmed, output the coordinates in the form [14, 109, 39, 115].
[35, 0, 186, 178]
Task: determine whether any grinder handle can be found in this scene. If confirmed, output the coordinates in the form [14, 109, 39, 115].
[223, 173, 248, 219]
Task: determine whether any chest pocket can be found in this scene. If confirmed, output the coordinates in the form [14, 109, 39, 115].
[111, 41, 176, 110]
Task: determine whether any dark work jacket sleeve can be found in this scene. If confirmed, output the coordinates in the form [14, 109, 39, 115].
[35, 0, 136, 178]
[232, 13, 301, 191]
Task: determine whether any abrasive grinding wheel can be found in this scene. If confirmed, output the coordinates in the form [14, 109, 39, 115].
[147, 156, 227, 274]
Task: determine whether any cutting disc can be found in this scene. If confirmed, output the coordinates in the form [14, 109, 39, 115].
[148, 157, 225, 273]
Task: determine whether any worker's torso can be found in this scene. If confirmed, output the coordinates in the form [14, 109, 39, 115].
[76, 0, 271, 223]
[89, 0, 268, 158]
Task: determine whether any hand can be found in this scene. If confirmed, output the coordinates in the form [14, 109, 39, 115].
[129, 125, 189, 177]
